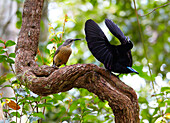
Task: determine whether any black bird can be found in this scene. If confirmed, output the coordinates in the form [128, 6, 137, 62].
[85, 19, 138, 74]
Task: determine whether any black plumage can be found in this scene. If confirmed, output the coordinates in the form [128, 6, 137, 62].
[85, 19, 138, 74]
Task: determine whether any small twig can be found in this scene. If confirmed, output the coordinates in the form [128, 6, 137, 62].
[59, 14, 67, 42]
[35, 101, 40, 123]
[140, 2, 170, 17]
[8, 79, 19, 123]
[39, 99, 46, 123]
[133, 0, 163, 116]
[59, 98, 72, 123]
[5, 51, 15, 74]
[28, 99, 35, 112]
[20, 103, 25, 123]
[25, 104, 38, 123]
[37, 48, 45, 65]
[133, 0, 155, 90]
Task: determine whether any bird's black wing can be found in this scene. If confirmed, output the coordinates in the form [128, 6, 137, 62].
[105, 19, 127, 44]
[85, 19, 117, 70]
[105, 19, 133, 67]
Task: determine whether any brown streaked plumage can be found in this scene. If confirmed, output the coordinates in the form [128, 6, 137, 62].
[52, 39, 81, 68]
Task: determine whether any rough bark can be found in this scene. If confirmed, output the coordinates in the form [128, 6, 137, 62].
[15, 0, 140, 122]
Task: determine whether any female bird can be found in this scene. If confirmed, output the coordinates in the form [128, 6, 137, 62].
[53, 39, 81, 68]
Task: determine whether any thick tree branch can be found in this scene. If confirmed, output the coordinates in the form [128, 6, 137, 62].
[15, 0, 139, 122]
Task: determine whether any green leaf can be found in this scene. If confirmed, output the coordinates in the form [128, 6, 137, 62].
[82, 110, 91, 117]
[69, 100, 78, 113]
[9, 53, 16, 58]
[34, 96, 41, 101]
[40, 20, 45, 31]
[83, 114, 97, 122]
[166, 91, 170, 94]
[138, 97, 148, 104]
[3, 109, 8, 113]
[61, 116, 70, 121]
[154, 93, 164, 97]
[88, 104, 98, 111]
[165, 99, 170, 105]
[165, 107, 170, 113]
[3, 85, 12, 88]
[98, 101, 105, 109]
[10, 121, 16, 123]
[5, 40, 16, 47]
[12, 80, 20, 84]
[1, 97, 16, 100]
[37, 103, 53, 108]
[42, 96, 52, 100]
[158, 101, 165, 107]
[0, 55, 7, 63]
[0, 47, 6, 54]
[57, 42, 63, 47]
[16, 10, 22, 18]
[89, 0, 98, 6]
[105, 114, 110, 120]
[6, 73, 15, 79]
[72, 114, 81, 121]
[26, 96, 35, 101]
[141, 109, 150, 119]
[94, 96, 100, 103]
[53, 93, 65, 101]
[0, 39, 4, 44]
[16, 21, 22, 29]
[11, 112, 20, 118]
[6, 58, 15, 64]
[80, 99, 86, 110]
[161, 87, 170, 92]
[32, 112, 45, 119]
[0, 76, 6, 85]
[79, 88, 91, 96]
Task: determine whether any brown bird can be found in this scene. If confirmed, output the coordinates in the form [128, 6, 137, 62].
[52, 39, 81, 68]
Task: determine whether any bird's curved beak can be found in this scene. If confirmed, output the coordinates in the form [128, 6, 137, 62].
[73, 39, 81, 41]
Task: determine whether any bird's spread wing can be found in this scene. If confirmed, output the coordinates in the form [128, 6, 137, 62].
[105, 19, 133, 67]
[85, 19, 116, 70]
[105, 19, 127, 44]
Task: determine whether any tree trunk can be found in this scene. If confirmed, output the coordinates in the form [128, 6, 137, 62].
[15, 0, 140, 122]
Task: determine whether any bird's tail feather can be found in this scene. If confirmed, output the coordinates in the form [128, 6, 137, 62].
[127, 67, 139, 74]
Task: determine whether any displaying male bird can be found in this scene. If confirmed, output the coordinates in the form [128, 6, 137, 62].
[85, 19, 138, 74]
[52, 39, 81, 68]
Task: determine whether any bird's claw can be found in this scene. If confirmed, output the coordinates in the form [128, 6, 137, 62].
[52, 64, 59, 69]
